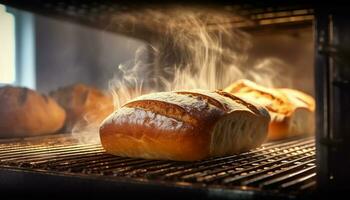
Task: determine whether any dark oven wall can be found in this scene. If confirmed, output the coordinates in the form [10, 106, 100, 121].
[246, 25, 314, 95]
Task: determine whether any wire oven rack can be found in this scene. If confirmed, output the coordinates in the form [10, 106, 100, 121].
[0, 134, 315, 199]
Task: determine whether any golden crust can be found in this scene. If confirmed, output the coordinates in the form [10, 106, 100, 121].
[100, 90, 270, 161]
[124, 100, 200, 126]
[224, 79, 315, 141]
[0, 86, 66, 138]
[224, 79, 293, 115]
[267, 118, 290, 140]
[175, 91, 227, 111]
[100, 111, 210, 161]
[50, 83, 114, 130]
[278, 88, 315, 111]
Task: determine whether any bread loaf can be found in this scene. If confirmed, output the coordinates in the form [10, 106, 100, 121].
[278, 88, 315, 139]
[224, 79, 315, 140]
[99, 89, 270, 161]
[50, 84, 114, 131]
[0, 86, 66, 138]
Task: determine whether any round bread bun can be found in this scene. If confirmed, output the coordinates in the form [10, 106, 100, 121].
[50, 83, 114, 131]
[0, 86, 66, 138]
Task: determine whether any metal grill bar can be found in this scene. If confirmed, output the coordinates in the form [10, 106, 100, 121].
[0, 136, 315, 196]
[0, 145, 103, 164]
[220, 155, 315, 184]
[261, 165, 316, 188]
[241, 158, 315, 185]
[133, 139, 313, 179]
[155, 142, 314, 180]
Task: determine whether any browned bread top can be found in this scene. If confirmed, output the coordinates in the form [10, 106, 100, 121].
[0, 85, 66, 138]
[119, 89, 269, 126]
[224, 79, 315, 141]
[50, 83, 114, 130]
[278, 88, 315, 111]
[100, 89, 270, 161]
[224, 79, 293, 116]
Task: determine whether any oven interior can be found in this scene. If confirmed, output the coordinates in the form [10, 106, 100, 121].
[0, 1, 349, 199]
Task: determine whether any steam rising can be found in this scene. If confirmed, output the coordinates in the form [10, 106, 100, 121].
[74, 7, 291, 144]
[110, 7, 290, 108]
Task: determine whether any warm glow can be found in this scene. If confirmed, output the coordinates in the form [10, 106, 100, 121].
[109, 7, 289, 109]
[74, 7, 295, 144]
[0, 5, 16, 84]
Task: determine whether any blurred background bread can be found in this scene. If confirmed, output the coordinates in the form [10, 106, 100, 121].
[50, 83, 114, 131]
[0, 86, 66, 138]
[224, 79, 315, 140]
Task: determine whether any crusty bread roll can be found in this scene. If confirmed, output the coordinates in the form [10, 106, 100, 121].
[224, 79, 315, 140]
[100, 89, 270, 161]
[50, 83, 114, 131]
[0, 86, 66, 138]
